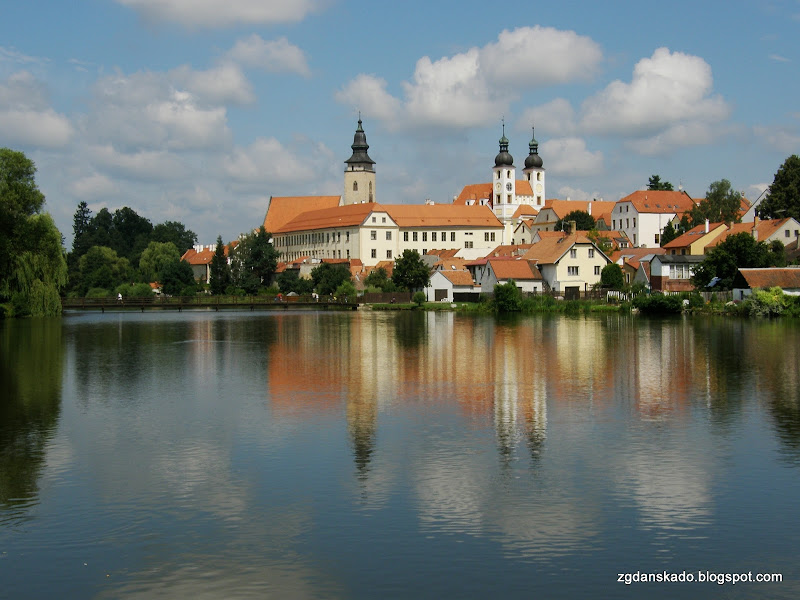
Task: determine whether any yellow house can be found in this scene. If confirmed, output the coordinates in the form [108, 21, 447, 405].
[662, 221, 727, 255]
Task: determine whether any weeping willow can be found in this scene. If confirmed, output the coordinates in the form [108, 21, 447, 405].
[2, 213, 68, 317]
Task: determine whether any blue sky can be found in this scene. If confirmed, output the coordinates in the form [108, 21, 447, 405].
[2, 0, 798, 247]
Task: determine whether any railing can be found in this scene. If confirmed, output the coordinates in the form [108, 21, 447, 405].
[61, 295, 359, 311]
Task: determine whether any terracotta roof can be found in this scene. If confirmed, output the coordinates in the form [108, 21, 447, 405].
[263, 195, 341, 232]
[618, 190, 696, 214]
[439, 270, 476, 286]
[610, 247, 666, 264]
[384, 204, 503, 228]
[512, 204, 539, 218]
[484, 244, 534, 258]
[181, 247, 214, 265]
[427, 249, 460, 259]
[434, 258, 468, 271]
[662, 222, 726, 249]
[275, 202, 378, 233]
[706, 218, 794, 248]
[488, 259, 542, 281]
[454, 180, 534, 204]
[521, 233, 597, 264]
[737, 267, 800, 289]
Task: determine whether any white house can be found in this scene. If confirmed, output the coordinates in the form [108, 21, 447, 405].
[611, 190, 696, 248]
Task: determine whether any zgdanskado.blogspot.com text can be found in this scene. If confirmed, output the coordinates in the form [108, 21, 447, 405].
[618, 571, 783, 585]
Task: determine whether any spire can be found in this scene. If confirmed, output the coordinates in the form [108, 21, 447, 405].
[524, 125, 543, 169]
[345, 116, 375, 168]
[494, 118, 514, 167]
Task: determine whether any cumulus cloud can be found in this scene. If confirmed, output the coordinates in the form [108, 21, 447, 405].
[223, 137, 307, 183]
[541, 137, 604, 177]
[518, 98, 578, 136]
[0, 71, 73, 147]
[335, 74, 402, 124]
[170, 62, 254, 105]
[68, 173, 118, 199]
[87, 69, 234, 151]
[115, 0, 324, 27]
[337, 26, 604, 131]
[557, 186, 602, 201]
[225, 35, 311, 77]
[580, 47, 730, 137]
[89, 144, 190, 181]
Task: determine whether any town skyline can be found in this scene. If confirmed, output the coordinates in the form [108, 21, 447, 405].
[1, 1, 798, 247]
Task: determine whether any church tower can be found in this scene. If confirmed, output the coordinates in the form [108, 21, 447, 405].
[343, 118, 376, 205]
[492, 124, 516, 227]
[522, 126, 545, 207]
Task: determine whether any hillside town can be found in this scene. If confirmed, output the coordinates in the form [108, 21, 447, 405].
[181, 120, 800, 302]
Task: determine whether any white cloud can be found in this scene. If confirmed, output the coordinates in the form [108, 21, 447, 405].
[481, 26, 602, 87]
[171, 62, 254, 105]
[580, 47, 730, 137]
[626, 121, 718, 156]
[338, 26, 604, 131]
[0, 46, 48, 66]
[115, 0, 324, 27]
[68, 174, 118, 199]
[754, 124, 800, 153]
[335, 74, 402, 124]
[226, 35, 311, 77]
[557, 186, 602, 201]
[0, 71, 73, 147]
[768, 54, 791, 63]
[518, 98, 578, 136]
[541, 137, 604, 177]
[89, 144, 190, 181]
[223, 137, 306, 183]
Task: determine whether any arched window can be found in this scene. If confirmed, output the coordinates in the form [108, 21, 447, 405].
[353, 181, 358, 191]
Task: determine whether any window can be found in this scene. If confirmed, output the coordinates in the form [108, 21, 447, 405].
[404, 231, 409, 242]
[413, 232, 418, 242]
[669, 264, 690, 279]
[633, 218, 636, 228]
[372, 217, 376, 223]
[568, 266, 579, 276]
[786, 230, 791, 238]
[386, 231, 391, 240]
[422, 232, 427, 242]
[370, 230, 377, 240]
[386, 250, 392, 259]
[654, 233, 660, 244]
[465, 241, 473, 249]
[681, 249, 686, 255]
[594, 265, 601, 276]
[442, 232, 447, 241]
[382, 217, 386, 223]
[450, 232, 456, 242]
[626, 219, 629, 228]
[491, 232, 496, 242]
[485, 232, 490, 241]
[588, 249, 595, 258]
[371, 249, 377, 258]
[570, 249, 577, 258]
[346, 231, 350, 242]
[353, 182, 358, 191]
[347, 249, 350, 258]
[432, 232, 437, 242]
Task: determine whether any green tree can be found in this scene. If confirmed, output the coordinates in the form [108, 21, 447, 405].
[335, 280, 357, 302]
[600, 264, 624, 289]
[587, 230, 613, 254]
[687, 179, 742, 227]
[648, 175, 674, 191]
[71, 201, 93, 255]
[555, 210, 595, 232]
[276, 270, 314, 295]
[757, 155, 800, 221]
[77, 246, 132, 295]
[311, 262, 352, 296]
[152, 221, 198, 254]
[392, 249, 431, 291]
[209, 236, 232, 295]
[494, 280, 522, 312]
[364, 267, 396, 292]
[660, 221, 679, 246]
[231, 227, 280, 294]
[138, 241, 180, 283]
[693, 232, 785, 289]
[160, 260, 195, 296]
[111, 206, 153, 263]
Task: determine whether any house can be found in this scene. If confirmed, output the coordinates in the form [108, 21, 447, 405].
[662, 221, 728, 255]
[732, 267, 800, 301]
[526, 199, 617, 234]
[649, 254, 705, 292]
[427, 269, 480, 302]
[520, 233, 611, 297]
[181, 241, 238, 284]
[610, 247, 666, 287]
[611, 190, 696, 248]
[706, 217, 800, 250]
[469, 258, 543, 293]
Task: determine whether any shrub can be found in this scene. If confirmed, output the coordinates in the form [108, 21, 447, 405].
[633, 293, 683, 314]
[412, 291, 426, 306]
[335, 281, 357, 302]
[86, 287, 110, 298]
[494, 281, 522, 312]
[744, 287, 787, 317]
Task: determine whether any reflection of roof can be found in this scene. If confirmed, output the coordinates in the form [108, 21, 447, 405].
[736, 267, 800, 289]
[618, 190, 696, 214]
[489, 259, 542, 281]
[263, 195, 341, 232]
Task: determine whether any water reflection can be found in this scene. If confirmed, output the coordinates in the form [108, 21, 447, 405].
[0, 318, 64, 521]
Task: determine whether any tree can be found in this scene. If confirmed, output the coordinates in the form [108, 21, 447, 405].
[276, 269, 314, 295]
[209, 236, 232, 295]
[110, 206, 153, 263]
[160, 260, 195, 296]
[152, 221, 198, 254]
[77, 246, 132, 295]
[392, 249, 431, 291]
[757, 155, 800, 221]
[231, 227, 280, 293]
[600, 264, 624, 289]
[692, 232, 785, 289]
[687, 179, 742, 228]
[71, 201, 93, 255]
[555, 210, 595, 232]
[364, 267, 396, 292]
[494, 280, 522, 312]
[138, 241, 180, 283]
[311, 263, 352, 295]
[660, 221, 679, 246]
[648, 175, 674, 191]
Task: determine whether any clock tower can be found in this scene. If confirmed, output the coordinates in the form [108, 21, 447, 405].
[522, 127, 545, 207]
[344, 118, 376, 205]
[492, 124, 516, 230]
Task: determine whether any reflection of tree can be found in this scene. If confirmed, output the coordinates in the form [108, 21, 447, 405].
[347, 394, 377, 482]
[767, 397, 800, 466]
[393, 312, 427, 348]
[0, 319, 63, 510]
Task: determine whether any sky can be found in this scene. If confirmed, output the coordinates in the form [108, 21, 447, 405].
[2, 0, 799, 248]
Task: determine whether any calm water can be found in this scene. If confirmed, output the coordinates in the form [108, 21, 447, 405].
[1, 310, 799, 599]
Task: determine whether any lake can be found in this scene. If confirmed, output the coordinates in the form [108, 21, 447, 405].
[1, 310, 799, 599]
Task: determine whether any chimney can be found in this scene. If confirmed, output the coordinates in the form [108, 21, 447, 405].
[704, 218, 709, 234]
[752, 215, 759, 241]
[587, 202, 592, 216]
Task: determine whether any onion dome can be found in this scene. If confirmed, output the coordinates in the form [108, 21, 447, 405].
[345, 118, 375, 167]
[494, 127, 514, 167]
[524, 127, 543, 169]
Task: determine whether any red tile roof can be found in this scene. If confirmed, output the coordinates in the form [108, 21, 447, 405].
[385, 204, 503, 228]
[737, 267, 800, 289]
[618, 190, 696, 214]
[489, 259, 542, 281]
[662, 222, 726, 249]
[263, 195, 341, 232]
[521, 233, 596, 264]
[454, 180, 534, 204]
[706, 218, 794, 248]
[439, 270, 476, 286]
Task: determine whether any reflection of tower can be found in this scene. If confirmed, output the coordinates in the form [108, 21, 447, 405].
[347, 393, 377, 481]
[343, 117, 376, 205]
[524, 376, 547, 462]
